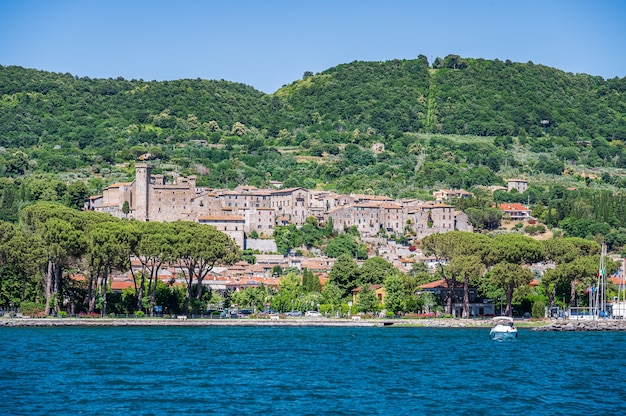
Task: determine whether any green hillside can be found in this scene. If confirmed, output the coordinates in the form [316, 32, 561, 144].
[2, 55, 626, 227]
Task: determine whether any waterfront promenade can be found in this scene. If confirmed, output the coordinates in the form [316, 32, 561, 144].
[0, 316, 539, 328]
[3, 316, 626, 330]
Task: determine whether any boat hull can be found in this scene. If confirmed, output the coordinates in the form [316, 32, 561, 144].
[489, 324, 518, 340]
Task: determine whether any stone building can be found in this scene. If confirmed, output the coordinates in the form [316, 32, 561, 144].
[134, 164, 198, 222]
[507, 179, 528, 193]
[197, 214, 245, 248]
[88, 163, 473, 249]
[406, 203, 459, 239]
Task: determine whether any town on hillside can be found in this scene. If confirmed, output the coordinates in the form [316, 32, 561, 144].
[86, 164, 533, 246]
[79, 164, 544, 316]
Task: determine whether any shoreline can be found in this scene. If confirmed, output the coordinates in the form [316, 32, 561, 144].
[3, 317, 626, 331]
[0, 317, 547, 328]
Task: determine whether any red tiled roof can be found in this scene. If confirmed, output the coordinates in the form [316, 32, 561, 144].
[498, 203, 530, 212]
[111, 280, 134, 290]
[419, 279, 463, 289]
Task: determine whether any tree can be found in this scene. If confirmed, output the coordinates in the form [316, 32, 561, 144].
[301, 216, 323, 248]
[274, 224, 303, 255]
[273, 272, 301, 312]
[19, 202, 87, 315]
[358, 257, 396, 287]
[327, 253, 360, 298]
[465, 207, 502, 230]
[321, 281, 343, 316]
[448, 255, 485, 318]
[421, 231, 493, 314]
[231, 122, 247, 136]
[383, 273, 404, 314]
[130, 221, 175, 315]
[355, 286, 379, 313]
[486, 262, 533, 316]
[325, 233, 358, 258]
[491, 233, 544, 266]
[171, 221, 240, 314]
[122, 200, 130, 218]
[0, 221, 45, 307]
[543, 237, 601, 308]
[302, 268, 321, 293]
[65, 181, 90, 210]
[85, 219, 132, 315]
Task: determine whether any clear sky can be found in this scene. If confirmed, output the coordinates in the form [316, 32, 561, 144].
[1, 0, 625, 93]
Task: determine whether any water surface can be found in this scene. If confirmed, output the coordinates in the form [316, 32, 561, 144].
[1, 326, 624, 415]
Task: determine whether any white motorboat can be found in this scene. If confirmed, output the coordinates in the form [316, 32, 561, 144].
[489, 316, 518, 340]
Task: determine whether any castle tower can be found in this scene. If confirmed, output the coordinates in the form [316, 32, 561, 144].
[135, 163, 151, 221]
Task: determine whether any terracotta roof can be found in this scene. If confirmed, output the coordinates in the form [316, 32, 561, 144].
[111, 280, 134, 290]
[301, 259, 333, 270]
[354, 202, 382, 209]
[197, 214, 244, 221]
[105, 182, 131, 189]
[352, 284, 384, 293]
[381, 203, 403, 209]
[498, 203, 530, 211]
[419, 279, 463, 289]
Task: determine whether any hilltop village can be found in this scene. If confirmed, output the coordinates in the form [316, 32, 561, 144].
[86, 164, 523, 246]
[85, 163, 531, 309]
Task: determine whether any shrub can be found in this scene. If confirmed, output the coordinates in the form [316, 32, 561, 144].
[57, 311, 68, 318]
[525, 224, 546, 235]
[532, 300, 546, 318]
[134, 310, 145, 318]
[20, 301, 45, 317]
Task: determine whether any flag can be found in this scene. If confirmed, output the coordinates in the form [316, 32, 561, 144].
[614, 268, 620, 277]
[584, 286, 591, 295]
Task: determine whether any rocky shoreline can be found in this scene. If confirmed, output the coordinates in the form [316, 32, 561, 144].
[532, 319, 626, 332]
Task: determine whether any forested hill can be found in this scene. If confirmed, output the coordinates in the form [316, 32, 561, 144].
[2, 55, 626, 153]
[0, 65, 271, 149]
[276, 56, 626, 139]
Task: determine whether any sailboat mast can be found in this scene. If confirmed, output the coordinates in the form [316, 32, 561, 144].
[592, 243, 607, 319]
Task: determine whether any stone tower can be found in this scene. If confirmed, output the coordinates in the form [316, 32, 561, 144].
[134, 163, 151, 221]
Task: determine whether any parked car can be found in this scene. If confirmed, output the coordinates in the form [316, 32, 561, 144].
[305, 311, 322, 317]
[239, 309, 253, 316]
[285, 310, 302, 317]
[221, 309, 240, 318]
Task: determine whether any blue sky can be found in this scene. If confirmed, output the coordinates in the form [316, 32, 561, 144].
[1, 0, 625, 93]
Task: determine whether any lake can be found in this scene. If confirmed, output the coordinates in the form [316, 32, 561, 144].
[1, 326, 625, 415]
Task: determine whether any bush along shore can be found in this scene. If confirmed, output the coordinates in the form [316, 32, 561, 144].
[532, 319, 626, 332]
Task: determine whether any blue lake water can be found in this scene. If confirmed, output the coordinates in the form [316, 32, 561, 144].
[1, 326, 625, 415]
